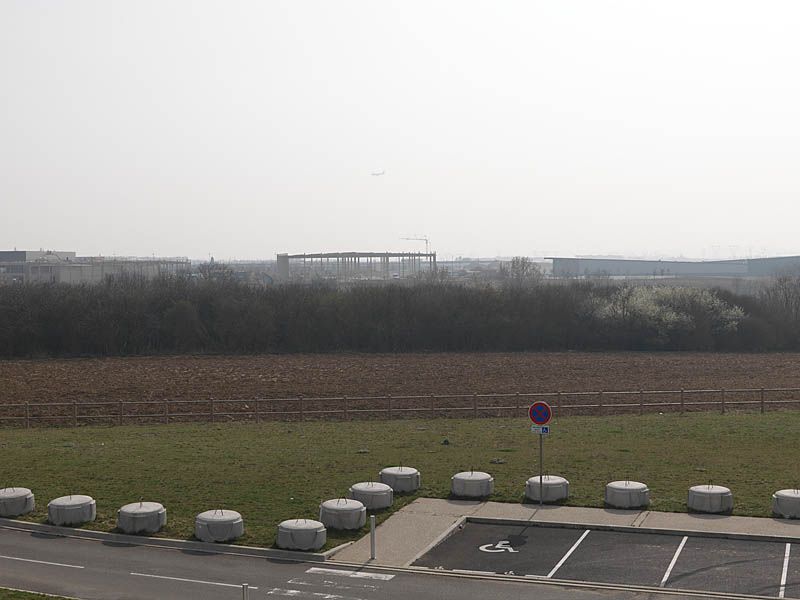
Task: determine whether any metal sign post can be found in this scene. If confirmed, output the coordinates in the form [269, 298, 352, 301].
[370, 514, 376, 559]
[539, 431, 544, 505]
[529, 401, 553, 507]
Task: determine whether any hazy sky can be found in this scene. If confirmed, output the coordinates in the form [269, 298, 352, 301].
[2, 1, 800, 260]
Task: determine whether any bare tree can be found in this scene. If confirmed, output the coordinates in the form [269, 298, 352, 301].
[500, 256, 543, 287]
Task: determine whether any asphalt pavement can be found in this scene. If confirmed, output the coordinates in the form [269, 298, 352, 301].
[413, 521, 800, 598]
[1, 525, 713, 600]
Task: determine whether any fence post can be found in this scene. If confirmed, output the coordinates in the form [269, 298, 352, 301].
[241, 583, 249, 600]
[515, 392, 520, 412]
[430, 394, 436, 416]
[639, 390, 644, 416]
[680, 389, 685, 415]
[73, 401, 78, 427]
[597, 391, 603, 415]
[387, 394, 392, 419]
[721, 389, 726, 414]
[299, 396, 305, 421]
[210, 399, 215, 423]
[255, 399, 261, 424]
[118, 401, 123, 426]
[760, 388, 765, 414]
[25, 402, 30, 429]
[344, 396, 349, 421]
[163, 400, 169, 424]
[556, 391, 562, 415]
[473, 393, 478, 418]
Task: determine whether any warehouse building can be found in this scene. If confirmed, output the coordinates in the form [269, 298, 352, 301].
[0, 250, 190, 285]
[550, 256, 800, 278]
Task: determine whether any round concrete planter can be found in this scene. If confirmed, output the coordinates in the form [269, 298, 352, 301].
[348, 482, 393, 510]
[773, 489, 800, 519]
[0, 487, 35, 518]
[194, 509, 245, 543]
[379, 466, 421, 493]
[276, 519, 327, 551]
[48, 495, 96, 526]
[319, 498, 366, 530]
[687, 485, 733, 514]
[117, 501, 167, 534]
[525, 475, 570, 503]
[605, 480, 650, 509]
[378, 467, 422, 493]
[451, 471, 494, 498]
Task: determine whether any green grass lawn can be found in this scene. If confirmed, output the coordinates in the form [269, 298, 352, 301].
[2, 412, 799, 549]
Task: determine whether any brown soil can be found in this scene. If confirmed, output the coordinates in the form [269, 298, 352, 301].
[2, 352, 799, 405]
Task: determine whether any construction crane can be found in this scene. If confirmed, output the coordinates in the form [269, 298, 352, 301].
[401, 235, 431, 254]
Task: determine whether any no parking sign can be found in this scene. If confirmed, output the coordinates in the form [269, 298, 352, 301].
[529, 401, 552, 426]
[529, 400, 552, 506]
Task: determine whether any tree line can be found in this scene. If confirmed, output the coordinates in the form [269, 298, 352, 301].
[0, 274, 799, 358]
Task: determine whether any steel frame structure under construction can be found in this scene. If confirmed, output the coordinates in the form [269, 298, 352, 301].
[276, 251, 437, 282]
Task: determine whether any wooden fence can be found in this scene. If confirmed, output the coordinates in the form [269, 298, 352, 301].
[2, 387, 800, 428]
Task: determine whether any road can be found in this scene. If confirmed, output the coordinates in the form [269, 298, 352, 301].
[0, 527, 736, 600]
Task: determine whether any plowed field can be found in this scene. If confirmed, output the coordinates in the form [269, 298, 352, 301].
[2, 352, 799, 405]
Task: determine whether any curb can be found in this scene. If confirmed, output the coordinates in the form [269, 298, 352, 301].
[0, 517, 327, 563]
[322, 540, 354, 558]
[0, 585, 82, 600]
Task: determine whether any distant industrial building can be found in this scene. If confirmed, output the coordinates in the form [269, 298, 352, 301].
[0, 250, 190, 285]
[276, 251, 437, 283]
[549, 256, 800, 279]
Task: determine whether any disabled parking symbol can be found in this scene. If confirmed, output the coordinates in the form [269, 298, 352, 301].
[478, 540, 519, 553]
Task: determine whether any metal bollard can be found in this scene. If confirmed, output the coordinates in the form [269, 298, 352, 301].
[370, 515, 376, 560]
[242, 583, 249, 599]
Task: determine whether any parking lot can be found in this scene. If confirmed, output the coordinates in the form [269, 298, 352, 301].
[413, 521, 799, 598]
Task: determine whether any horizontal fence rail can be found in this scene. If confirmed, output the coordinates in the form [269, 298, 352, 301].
[2, 387, 800, 429]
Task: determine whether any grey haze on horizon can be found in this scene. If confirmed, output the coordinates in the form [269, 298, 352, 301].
[2, 1, 800, 261]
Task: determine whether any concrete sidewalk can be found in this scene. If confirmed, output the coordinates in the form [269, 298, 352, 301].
[329, 498, 800, 567]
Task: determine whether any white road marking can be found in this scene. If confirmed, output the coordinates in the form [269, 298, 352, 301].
[478, 540, 519, 553]
[266, 589, 366, 599]
[660, 536, 688, 588]
[287, 578, 378, 591]
[547, 529, 590, 578]
[130, 572, 258, 589]
[780, 542, 791, 599]
[0, 554, 84, 569]
[306, 567, 394, 581]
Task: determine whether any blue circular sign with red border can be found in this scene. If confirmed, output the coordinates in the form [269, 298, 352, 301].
[529, 401, 552, 425]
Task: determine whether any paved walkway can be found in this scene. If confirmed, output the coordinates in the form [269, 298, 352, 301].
[330, 498, 800, 567]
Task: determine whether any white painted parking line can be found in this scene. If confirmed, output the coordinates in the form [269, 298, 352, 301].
[130, 572, 258, 589]
[779, 543, 791, 599]
[546, 529, 590, 579]
[306, 567, 394, 580]
[0, 554, 84, 569]
[659, 536, 688, 588]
